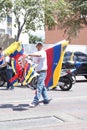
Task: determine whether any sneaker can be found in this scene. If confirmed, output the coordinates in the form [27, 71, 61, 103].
[43, 99, 52, 104]
[29, 102, 38, 108]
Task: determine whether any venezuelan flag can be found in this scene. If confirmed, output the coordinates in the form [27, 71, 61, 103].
[3, 42, 24, 60]
[45, 40, 68, 89]
[9, 59, 23, 86]
[9, 74, 18, 86]
[22, 63, 38, 85]
[10, 44, 24, 59]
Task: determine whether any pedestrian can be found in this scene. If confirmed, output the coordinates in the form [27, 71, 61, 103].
[0, 48, 14, 89]
[29, 42, 50, 107]
[5, 56, 14, 90]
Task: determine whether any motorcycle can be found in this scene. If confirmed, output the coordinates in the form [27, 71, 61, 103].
[29, 68, 74, 91]
[62, 61, 77, 84]
[58, 68, 76, 91]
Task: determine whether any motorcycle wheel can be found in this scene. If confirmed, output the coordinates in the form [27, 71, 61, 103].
[30, 77, 38, 89]
[0, 76, 5, 87]
[59, 77, 72, 91]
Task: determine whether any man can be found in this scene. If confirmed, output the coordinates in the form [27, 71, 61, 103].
[29, 42, 50, 107]
[0, 47, 14, 89]
[5, 56, 14, 90]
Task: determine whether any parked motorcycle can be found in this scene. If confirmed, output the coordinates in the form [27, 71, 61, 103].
[58, 68, 76, 91]
[29, 68, 74, 91]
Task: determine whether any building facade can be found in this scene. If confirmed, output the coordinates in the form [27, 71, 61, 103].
[45, 25, 87, 45]
[0, 15, 12, 36]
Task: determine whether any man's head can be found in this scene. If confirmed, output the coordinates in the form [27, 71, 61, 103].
[36, 42, 43, 51]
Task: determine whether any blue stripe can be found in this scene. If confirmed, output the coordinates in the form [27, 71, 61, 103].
[47, 44, 61, 87]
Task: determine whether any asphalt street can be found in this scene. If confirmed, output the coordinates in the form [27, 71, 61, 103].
[0, 76, 87, 130]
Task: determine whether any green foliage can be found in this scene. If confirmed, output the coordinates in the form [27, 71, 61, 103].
[45, 0, 87, 40]
[13, 0, 44, 41]
[0, 0, 12, 17]
[29, 34, 43, 44]
[1, 0, 87, 41]
[44, 0, 57, 29]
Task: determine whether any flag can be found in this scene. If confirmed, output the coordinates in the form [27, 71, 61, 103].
[22, 62, 39, 86]
[3, 41, 24, 60]
[9, 59, 23, 86]
[10, 57, 38, 86]
[45, 40, 68, 89]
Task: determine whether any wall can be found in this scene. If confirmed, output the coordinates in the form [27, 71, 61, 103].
[45, 26, 87, 45]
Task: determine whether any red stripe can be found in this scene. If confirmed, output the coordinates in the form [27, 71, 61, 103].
[45, 48, 54, 87]
[9, 74, 18, 83]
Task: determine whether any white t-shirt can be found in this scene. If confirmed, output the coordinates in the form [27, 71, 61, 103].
[33, 50, 47, 72]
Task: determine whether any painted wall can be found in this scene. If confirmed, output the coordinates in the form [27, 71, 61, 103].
[45, 26, 87, 45]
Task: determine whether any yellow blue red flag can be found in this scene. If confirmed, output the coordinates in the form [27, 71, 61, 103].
[3, 41, 24, 59]
[45, 40, 68, 89]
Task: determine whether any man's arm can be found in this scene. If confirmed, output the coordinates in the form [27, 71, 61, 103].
[28, 53, 41, 57]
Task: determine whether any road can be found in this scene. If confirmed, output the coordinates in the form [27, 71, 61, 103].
[0, 77, 87, 130]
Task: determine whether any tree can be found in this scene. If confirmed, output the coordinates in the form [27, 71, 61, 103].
[12, 0, 44, 41]
[0, 0, 12, 17]
[29, 34, 43, 44]
[45, 0, 87, 40]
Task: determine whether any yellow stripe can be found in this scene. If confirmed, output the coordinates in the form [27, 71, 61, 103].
[11, 59, 16, 74]
[22, 67, 34, 85]
[3, 41, 20, 56]
[49, 41, 68, 89]
[27, 73, 38, 83]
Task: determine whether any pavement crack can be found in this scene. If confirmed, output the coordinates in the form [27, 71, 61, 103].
[53, 115, 65, 122]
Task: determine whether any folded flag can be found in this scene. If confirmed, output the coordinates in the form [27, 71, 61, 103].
[45, 40, 68, 89]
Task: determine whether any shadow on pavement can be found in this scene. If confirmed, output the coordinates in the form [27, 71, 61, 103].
[0, 104, 29, 111]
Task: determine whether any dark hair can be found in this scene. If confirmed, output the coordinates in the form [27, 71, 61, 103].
[35, 42, 43, 47]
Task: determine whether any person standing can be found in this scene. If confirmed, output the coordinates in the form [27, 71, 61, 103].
[29, 42, 50, 107]
[5, 56, 14, 90]
[0, 48, 14, 89]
